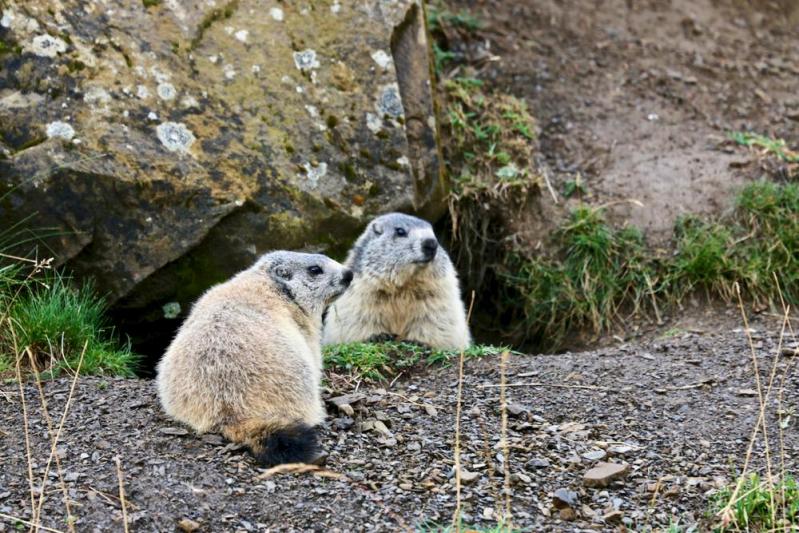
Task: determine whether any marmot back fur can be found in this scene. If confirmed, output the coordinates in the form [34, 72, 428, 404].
[322, 213, 470, 350]
[157, 251, 352, 466]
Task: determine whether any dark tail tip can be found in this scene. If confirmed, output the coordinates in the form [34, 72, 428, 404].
[252, 424, 321, 467]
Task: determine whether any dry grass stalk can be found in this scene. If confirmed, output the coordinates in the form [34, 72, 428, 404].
[254, 463, 343, 480]
[27, 348, 76, 532]
[114, 456, 130, 533]
[32, 341, 87, 531]
[13, 333, 37, 530]
[0, 513, 65, 533]
[773, 274, 798, 528]
[718, 282, 788, 526]
[450, 291, 476, 532]
[499, 350, 512, 529]
[479, 382, 610, 391]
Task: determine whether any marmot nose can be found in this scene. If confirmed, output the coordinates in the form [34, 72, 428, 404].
[421, 238, 438, 259]
[341, 269, 354, 286]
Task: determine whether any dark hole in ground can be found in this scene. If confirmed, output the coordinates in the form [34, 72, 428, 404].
[110, 307, 181, 378]
[114, 215, 533, 378]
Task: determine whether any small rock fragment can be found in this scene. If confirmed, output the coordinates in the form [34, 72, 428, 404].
[608, 444, 636, 455]
[373, 420, 392, 438]
[328, 393, 366, 411]
[559, 507, 577, 521]
[458, 469, 481, 485]
[582, 450, 607, 461]
[201, 434, 224, 446]
[178, 518, 201, 532]
[552, 488, 579, 509]
[583, 462, 630, 488]
[160, 427, 189, 436]
[506, 402, 528, 417]
[332, 417, 354, 431]
[528, 457, 551, 468]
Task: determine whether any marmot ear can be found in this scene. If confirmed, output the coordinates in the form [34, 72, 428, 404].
[372, 221, 383, 235]
[274, 265, 293, 280]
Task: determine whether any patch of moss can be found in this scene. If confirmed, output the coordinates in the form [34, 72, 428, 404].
[338, 160, 358, 182]
[142, 0, 162, 7]
[191, 0, 240, 50]
[66, 60, 86, 73]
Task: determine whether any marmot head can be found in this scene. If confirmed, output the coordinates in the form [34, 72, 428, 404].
[348, 212, 445, 287]
[253, 251, 353, 315]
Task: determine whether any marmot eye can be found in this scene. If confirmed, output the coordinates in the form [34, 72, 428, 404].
[394, 227, 407, 237]
[307, 265, 324, 276]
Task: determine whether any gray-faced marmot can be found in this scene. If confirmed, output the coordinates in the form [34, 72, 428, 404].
[322, 212, 471, 350]
[156, 251, 353, 466]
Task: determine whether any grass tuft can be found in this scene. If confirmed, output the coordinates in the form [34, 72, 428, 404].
[711, 474, 799, 531]
[729, 131, 799, 163]
[1, 270, 137, 377]
[441, 77, 540, 289]
[501, 206, 658, 346]
[499, 180, 799, 347]
[323, 341, 505, 381]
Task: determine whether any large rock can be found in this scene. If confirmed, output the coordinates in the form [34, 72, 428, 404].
[0, 0, 444, 358]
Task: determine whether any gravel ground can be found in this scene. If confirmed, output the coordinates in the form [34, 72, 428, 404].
[2, 313, 797, 532]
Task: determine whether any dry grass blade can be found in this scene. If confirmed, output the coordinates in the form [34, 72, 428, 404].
[0, 513, 66, 533]
[27, 349, 76, 532]
[12, 332, 37, 531]
[451, 291, 475, 533]
[479, 382, 611, 391]
[33, 340, 87, 529]
[717, 283, 776, 523]
[254, 463, 343, 480]
[114, 456, 130, 533]
[499, 350, 512, 529]
[772, 273, 798, 528]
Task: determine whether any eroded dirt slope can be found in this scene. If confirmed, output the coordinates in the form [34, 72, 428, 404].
[451, 0, 798, 240]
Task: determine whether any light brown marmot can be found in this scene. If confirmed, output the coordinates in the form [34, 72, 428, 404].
[322, 213, 470, 350]
[157, 251, 352, 466]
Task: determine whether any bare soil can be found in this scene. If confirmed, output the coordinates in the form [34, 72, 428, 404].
[453, 0, 799, 240]
[1, 312, 797, 532]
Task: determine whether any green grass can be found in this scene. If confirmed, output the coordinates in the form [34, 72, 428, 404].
[427, 5, 482, 34]
[443, 77, 537, 193]
[1, 270, 137, 377]
[323, 341, 505, 381]
[729, 131, 799, 163]
[426, 4, 481, 75]
[499, 181, 799, 347]
[502, 206, 658, 346]
[710, 474, 799, 531]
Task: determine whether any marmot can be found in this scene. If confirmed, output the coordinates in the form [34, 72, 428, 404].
[322, 212, 471, 350]
[156, 251, 353, 466]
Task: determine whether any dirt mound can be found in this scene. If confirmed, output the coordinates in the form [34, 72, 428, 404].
[1, 312, 795, 531]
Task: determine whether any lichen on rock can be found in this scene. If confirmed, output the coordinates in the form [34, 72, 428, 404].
[45, 121, 75, 140]
[0, 0, 443, 353]
[293, 49, 320, 71]
[156, 122, 196, 153]
[28, 34, 67, 57]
